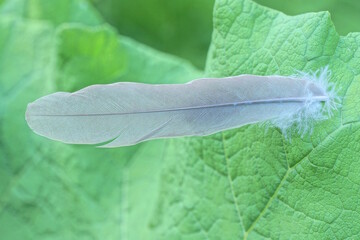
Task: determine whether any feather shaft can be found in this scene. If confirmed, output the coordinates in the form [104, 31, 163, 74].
[30, 96, 329, 117]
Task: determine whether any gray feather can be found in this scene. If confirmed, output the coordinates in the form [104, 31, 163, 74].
[25, 75, 327, 147]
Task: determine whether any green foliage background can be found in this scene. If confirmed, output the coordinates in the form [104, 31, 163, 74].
[1, 0, 360, 239]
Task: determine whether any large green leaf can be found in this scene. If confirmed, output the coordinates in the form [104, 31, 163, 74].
[144, 0, 360, 239]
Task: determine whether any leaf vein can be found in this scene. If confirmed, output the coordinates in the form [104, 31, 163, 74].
[221, 132, 246, 237]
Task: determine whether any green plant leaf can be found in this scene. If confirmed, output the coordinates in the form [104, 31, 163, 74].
[144, 0, 360, 239]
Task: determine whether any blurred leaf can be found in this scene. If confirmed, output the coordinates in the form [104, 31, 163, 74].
[0, 16, 200, 239]
[56, 24, 126, 92]
[254, 0, 360, 35]
[55, 24, 201, 92]
[91, 0, 215, 69]
[0, 0, 200, 239]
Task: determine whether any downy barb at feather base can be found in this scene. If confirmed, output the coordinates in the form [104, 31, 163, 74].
[25, 68, 337, 147]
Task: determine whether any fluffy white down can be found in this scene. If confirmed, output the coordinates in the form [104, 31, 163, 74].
[269, 66, 340, 139]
